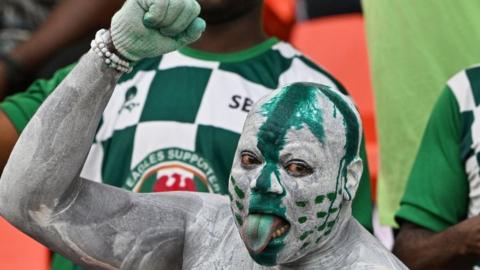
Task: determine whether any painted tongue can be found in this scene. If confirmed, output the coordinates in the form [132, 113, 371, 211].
[241, 214, 282, 254]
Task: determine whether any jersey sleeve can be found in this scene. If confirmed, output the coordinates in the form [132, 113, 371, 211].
[0, 63, 75, 133]
[396, 87, 468, 232]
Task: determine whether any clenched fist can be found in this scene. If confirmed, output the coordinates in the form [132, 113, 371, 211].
[110, 0, 206, 61]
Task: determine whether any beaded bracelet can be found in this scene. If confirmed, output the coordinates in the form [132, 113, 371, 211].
[90, 29, 132, 73]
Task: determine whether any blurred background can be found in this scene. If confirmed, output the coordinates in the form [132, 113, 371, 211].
[0, 0, 376, 268]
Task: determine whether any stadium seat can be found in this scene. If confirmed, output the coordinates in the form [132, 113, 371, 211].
[0, 217, 49, 270]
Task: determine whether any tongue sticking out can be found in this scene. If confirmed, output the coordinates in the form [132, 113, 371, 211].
[241, 214, 283, 254]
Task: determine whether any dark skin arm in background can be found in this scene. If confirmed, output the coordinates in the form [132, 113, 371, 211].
[0, 0, 125, 98]
[393, 219, 480, 270]
[0, 110, 18, 174]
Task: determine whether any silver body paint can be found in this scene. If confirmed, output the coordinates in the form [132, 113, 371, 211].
[229, 89, 407, 269]
[0, 50, 407, 269]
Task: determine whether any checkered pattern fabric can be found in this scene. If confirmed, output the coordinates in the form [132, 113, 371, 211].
[80, 39, 347, 195]
[448, 66, 480, 218]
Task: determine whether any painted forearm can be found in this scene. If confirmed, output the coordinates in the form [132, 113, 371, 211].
[0, 49, 121, 231]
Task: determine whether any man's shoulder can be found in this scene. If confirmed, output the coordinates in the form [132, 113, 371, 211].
[117, 42, 345, 94]
[458, 64, 480, 75]
[447, 64, 480, 112]
[270, 41, 303, 58]
[270, 41, 322, 71]
[270, 41, 347, 94]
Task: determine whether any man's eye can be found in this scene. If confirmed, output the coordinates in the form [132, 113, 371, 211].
[240, 151, 261, 169]
[285, 161, 313, 177]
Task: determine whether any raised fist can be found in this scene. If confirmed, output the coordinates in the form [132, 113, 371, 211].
[110, 0, 205, 61]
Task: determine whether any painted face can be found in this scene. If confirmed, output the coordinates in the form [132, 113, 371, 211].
[228, 83, 362, 266]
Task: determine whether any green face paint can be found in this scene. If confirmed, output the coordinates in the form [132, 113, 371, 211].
[317, 85, 360, 168]
[258, 83, 326, 155]
[316, 212, 327, 218]
[236, 201, 244, 210]
[315, 195, 325, 204]
[230, 82, 362, 266]
[244, 84, 328, 265]
[295, 201, 307, 207]
[234, 186, 245, 199]
[235, 213, 243, 226]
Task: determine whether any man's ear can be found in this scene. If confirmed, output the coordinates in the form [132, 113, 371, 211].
[342, 157, 363, 201]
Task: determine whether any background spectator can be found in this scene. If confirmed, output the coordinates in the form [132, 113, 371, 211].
[363, 0, 480, 227]
[0, 0, 124, 99]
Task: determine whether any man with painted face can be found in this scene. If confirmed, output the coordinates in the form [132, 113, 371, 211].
[0, 0, 374, 268]
[229, 83, 382, 267]
[0, 15, 405, 268]
[0, 0, 373, 225]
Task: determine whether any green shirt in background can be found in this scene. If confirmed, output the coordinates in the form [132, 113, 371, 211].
[0, 63, 75, 132]
[397, 85, 465, 232]
[397, 65, 480, 232]
[362, 0, 480, 226]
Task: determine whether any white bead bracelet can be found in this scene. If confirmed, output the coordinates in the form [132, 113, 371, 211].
[90, 29, 132, 73]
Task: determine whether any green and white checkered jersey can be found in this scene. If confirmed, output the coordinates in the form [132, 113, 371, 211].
[448, 66, 480, 218]
[79, 38, 348, 195]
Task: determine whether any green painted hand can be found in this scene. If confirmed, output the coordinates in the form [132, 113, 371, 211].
[110, 0, 206, 61]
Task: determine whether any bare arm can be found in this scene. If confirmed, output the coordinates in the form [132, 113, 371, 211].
[0, 50, 126, 267]
[0, 110, 18, 174]
[0, 50, 196, 269]
[0, 0, 206, 267]
[393, 220, 480, 270]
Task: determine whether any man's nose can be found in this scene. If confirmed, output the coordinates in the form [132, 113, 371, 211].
[250, 165, 284, 195]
